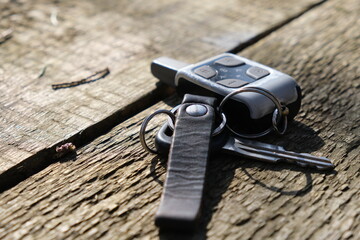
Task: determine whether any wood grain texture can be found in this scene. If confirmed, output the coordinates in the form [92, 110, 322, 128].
[1, 0, 360, 239]
[0, 0, 324, 183]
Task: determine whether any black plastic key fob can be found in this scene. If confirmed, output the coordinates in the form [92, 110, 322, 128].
[151, 53, 302, 134]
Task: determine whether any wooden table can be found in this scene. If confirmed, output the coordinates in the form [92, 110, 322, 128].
[0, 0, 359, 239]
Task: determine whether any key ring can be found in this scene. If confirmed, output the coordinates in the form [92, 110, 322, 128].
[167, 104, 227, 136]
[272, 107, 288, 135]
[139, 109, 176, 154]
[218, 86, 288, 138]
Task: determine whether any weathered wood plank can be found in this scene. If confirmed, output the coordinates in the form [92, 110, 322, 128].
[0, 0, 359, 238]
[0, 0, 325, 184]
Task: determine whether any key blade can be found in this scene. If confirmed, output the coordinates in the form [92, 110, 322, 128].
[236, 137, 287, 152]
[222, 137, 280, 163]
[235, 139, 335, 170]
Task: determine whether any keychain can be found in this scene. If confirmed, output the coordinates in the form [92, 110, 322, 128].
[140, 93, 334, 230]
[139, 54, 334, 231]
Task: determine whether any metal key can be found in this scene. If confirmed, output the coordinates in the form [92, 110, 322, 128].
[221, 136, 334, 170]
[155, 123, 335, 170]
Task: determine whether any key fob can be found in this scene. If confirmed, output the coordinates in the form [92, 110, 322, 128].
[151, 53, 302, 134]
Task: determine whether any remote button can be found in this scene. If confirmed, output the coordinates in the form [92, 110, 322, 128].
[194, 65, 216, 79]
[215, 57, 245, 67]
[217, 79, 248, 88]
[246, 66, 270, 80]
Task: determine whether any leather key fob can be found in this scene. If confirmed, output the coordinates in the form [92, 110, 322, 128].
[155, 94, 216, 230]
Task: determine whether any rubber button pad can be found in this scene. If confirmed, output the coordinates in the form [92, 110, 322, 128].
[193, 56, 270, 88]
[215, 57, 245, 67]
[217, 79, 248, 88]
[193, 65, 217, 79]
[246, 66, 270, 80]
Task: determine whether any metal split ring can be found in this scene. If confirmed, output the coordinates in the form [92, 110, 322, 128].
[272, 107, 288, 135]
[139, 109, 176, 154]
[218, 86, 288, 138]
[167, 104, 227, 136]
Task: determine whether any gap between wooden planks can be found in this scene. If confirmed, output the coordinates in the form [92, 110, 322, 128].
[0, 0, 326, 190]
[0, 0, 359, 239]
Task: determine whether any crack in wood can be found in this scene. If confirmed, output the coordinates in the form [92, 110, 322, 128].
[0, 85, 173, 192]
[228, 0, 328, 54]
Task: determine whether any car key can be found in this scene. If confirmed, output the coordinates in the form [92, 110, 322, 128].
[221, 136, 334, 170]
[151, 53, 302, 135]
[155, 122, 334, 170]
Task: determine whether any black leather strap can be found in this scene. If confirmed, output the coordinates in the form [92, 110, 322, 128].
[155, 95, 216, 230]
